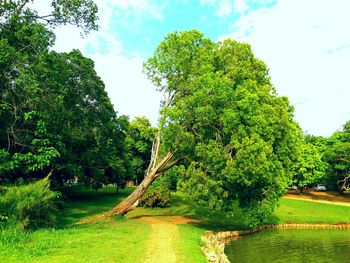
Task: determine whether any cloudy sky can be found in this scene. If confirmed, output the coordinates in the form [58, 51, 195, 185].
[34, 0, 350, 136]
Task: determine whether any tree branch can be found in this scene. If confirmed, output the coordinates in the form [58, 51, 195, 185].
[17, 0, 30, 13]
[158, 157, 185, 174]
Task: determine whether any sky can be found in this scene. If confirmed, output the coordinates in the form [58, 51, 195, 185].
[33, 0, 350, 137]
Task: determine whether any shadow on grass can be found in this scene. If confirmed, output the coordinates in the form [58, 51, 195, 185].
[57, 187, 282, 232]
[57, 186, 134, 228]
[128, 193, 254, 231]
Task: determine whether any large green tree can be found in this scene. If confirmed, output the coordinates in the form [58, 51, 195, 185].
[108, 30, 302, 225]
[0, 1, 130, 189]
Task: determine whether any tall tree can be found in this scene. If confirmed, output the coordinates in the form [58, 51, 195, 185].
[0, 1, 129, 189]
[107, 30, 302, 225]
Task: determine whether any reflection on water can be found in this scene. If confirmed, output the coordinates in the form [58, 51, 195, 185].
[225, 229, 350, 263]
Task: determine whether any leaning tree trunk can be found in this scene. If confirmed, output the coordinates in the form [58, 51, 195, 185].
[104, 152, 175, 216]
[104, 93, 183, 217]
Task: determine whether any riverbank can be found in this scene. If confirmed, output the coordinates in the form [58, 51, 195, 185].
[202, 223, 350, 263]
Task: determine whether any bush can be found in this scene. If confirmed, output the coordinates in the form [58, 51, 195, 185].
[0, 176, 60, 230]
[158, 167, 180, 191]
[139, 187, 171, 208]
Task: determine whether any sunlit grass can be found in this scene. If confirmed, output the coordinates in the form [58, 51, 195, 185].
[0, 187, 151, 263]
[272, 198, 350, 224]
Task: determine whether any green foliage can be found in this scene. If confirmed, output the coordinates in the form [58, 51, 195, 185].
[0, 177, 60, 230]
[0, 0, 98, 34]
[324, 121, 350, 192]
[145, 30, 303, 226]
[158, 166, 182, 191]
[126, 117, 157, 184]
[0, 4, 130, 189]
[139, 186, 171, 208]
[293, 141, 328, 189]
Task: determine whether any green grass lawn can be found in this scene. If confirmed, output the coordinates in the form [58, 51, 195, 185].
[1, 186, 350, 263]
[0, 187, 151, 263]
[272, 198, 350, 224]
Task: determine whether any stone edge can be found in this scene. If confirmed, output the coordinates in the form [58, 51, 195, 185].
[201, 223, 350, 263]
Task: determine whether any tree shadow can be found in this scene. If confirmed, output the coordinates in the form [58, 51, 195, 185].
[128, 193, 254, 231]
[56, 186, 133, 228]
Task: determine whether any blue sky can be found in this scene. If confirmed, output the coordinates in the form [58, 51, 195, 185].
[109, 1, 222, 57]
[103, 0, 277, 58]
[34, 0, 350, 136]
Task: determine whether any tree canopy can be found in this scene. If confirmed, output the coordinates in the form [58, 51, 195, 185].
[0, 0, 130, 189]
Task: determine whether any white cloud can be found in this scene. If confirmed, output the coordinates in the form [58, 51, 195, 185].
[220, 0, 350, 136]
[233, 0, 249, 14]
[216, 0, 232, 16]
[199, 0, 235, 16]
[200, 0, 217, 6]
[200, 0, 274, 16]
[105, 0, 165, 20]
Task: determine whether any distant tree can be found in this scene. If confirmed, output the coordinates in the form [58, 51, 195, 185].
[324, 121, 350, 192]
[107, 30, 302, 226]
[293, 141, 327, 191]
[126, 117, 157, 185]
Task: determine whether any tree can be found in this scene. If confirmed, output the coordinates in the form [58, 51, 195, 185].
[107, 30, 302, 225]
[292, 141, 327, 191]
[0, 0, 98, 34]
[125, 117, 157, 185]
[0, 1, 130, 189]
[325, 121, 350, 192]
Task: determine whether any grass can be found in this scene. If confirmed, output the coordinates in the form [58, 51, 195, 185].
[128, 192, 248, 230]
[175, 224, 207, 263]
[57, 186, 134, 227]
[1, 186, 350, 263]
[0, 187, 151, 263]
[272, 198, 350, 224]
[1, 220, 151, 263]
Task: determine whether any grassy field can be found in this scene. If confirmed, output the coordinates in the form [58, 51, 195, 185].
[274, 198, 350, 223]
[1, 186, 350, 263]
[0, 187, 151, 263]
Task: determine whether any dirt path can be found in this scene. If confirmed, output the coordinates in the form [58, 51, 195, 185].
[136, 216, 199, 263]
[284, 195, 350, 207]
[139, 217, 178, 263]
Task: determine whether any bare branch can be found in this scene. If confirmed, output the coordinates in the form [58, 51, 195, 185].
[17, 0, 30, 13]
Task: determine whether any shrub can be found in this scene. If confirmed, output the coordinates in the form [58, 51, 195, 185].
[0, 176, 60, 230]
[159, 166, 183, 191]
[139, 187, 171, 208]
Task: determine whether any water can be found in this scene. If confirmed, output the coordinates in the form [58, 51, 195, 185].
[225, 229, 350, 263]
